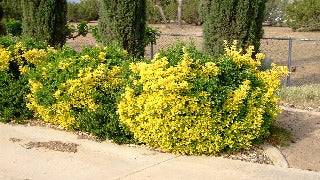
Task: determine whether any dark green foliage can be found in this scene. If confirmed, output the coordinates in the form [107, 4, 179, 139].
[183, 0, 201, 25]
[0, 36, 48, 123]
[285, 0, 320, 31]
[99, 0, 147, 58]
[5, 19, 22, 36]
[146, 0, 162, 24]
[22, 0, 68, 47]
[66, 22, 89, 39]
[144, 26, 160, 46]
[203, 0, 267, 57]
[1, 0, 23, 20]
[0, 0, 6, 35]
[90, 25, 102, 43]
[0, 71, 32, 122]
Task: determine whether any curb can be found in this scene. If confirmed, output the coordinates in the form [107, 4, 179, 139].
[262, 144, 290, 168]
[281, 106, 320, 116]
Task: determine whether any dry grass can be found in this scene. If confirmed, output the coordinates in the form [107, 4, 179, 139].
[279, 84, 320, 108]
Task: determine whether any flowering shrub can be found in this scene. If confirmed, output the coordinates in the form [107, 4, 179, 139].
[26, 45, 133, 143]
[0, 36, 48, 122]
[118, 42, 289, 155]
[1, 36, 289, 153]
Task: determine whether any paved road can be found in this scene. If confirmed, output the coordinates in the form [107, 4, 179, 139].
[0, 123, 319, 180]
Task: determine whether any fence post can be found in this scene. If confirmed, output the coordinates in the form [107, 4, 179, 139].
[287, 38, 292, 86]
[150, 42, 154, 59]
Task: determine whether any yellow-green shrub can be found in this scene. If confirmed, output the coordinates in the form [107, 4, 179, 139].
[118, 42, 289, 155]
[26, 45, 133, 143]
[0, 36, 49, 122]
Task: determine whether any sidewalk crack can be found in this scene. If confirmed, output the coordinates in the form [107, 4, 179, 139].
[115, 156, 179, 180]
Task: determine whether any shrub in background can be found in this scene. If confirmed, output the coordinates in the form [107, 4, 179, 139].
[99, 0, 147, 58]
[265, 0, 289, 26]
[163, 0, 177, 22]
[22, 0, 68, 47]
[26, 45, 133, 143]
[146, 0, 162, 24]
[203, 0, 267, 57]
[182, 0, 201, 25]
[118, 42, 288, 155]
[5, 19, 22, 36]
[67, 0, 99, 22]
[285, 0, 320, 31]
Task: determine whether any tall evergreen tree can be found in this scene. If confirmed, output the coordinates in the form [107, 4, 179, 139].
[2, 0, 23, 20]
[22, 0, 67, 47]
[203, 0, 267, 56]
[99, 0, 147, 58]
[0, 0, 6, 35]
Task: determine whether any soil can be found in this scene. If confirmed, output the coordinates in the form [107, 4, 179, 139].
[25, 141, 79, 153]
[276, 108, 320, 172]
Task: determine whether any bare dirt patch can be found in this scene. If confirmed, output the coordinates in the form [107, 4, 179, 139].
[25, 141, 79, 153]
[276, 109, 320, 172]
[9, 138, 22, 143]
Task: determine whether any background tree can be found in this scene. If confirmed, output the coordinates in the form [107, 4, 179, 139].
[67, 0, 99, 22]
[265, 0, 289, 26]
[22, 0, 68, 47]
[1, 0, 23, 20]
[0, 0, 6, 35]
[203, 0, 267, 57]
[99, 0, 146, 58]
[154, 0, 169, 27]
[183, 0, 201, 25]
[177, 0, 183, 26]
[285, 0, 320, 31]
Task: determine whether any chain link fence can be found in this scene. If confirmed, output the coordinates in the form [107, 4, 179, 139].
[146, 34, 320, 86]
[66, 33, 320, 86]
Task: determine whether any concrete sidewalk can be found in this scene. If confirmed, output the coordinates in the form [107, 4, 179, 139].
[0, 123, 319, 180]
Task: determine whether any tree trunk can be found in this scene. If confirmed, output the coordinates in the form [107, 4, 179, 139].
[177, 0, 183, 27]
[155, 4, 169, 28]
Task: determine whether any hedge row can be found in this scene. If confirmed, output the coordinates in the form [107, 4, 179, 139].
[0, 36, 288, 154]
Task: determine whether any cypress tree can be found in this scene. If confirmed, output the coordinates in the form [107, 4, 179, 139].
[22, 0, 67, 47]
[99, 0, 147, 58]
[0, 0, 6, 35]
[203, 0, 267, 57]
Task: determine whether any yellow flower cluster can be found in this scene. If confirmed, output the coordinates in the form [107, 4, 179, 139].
[27, 93, 75, 128]
[98, 52, 106, 62]
[81, 55, 92, 61]
[27, 61, 123, 129]
[0, 47, 11, 71]
[118, 51, 224, 155]
[58, 62, 70, 70]
[22, 48, 47, 65]
[224, 40, 264, 68]
[119, 44, 289, 155]
[13, 42, 26, 61]
[223, 80, 251, 121]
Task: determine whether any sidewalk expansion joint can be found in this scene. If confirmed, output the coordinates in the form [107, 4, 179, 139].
[115, 155, 179, 180]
